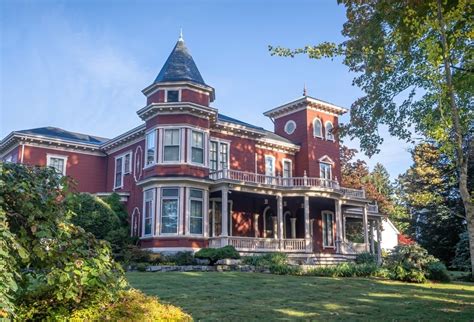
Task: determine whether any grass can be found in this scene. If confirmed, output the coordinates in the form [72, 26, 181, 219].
[127, 272, 474, 321]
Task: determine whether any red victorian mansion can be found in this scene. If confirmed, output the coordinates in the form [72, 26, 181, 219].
[0, 35, 383, 263]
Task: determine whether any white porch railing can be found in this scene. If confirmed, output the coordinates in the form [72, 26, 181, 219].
[209, 169, 365, 199]
[341, 241, 367, 254]
[368, 204, 379, 213]
[209, 236, 309, 253]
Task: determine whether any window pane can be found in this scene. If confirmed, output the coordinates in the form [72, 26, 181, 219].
[124, 154, 131, 173]
[162, 188, 179, 197]
[115, 158, 123, 187]
[314, 119, 322, 137]
[190, 189, 203, 198]
[190, 199, 203, 235]
[210, 141, 218, 171]
[192, 131, 203, 148]
[190, 217, 203, 234]
[164, 146, 179, 161]
[167, 90, 179, 102]
[161, 199, 178, 234]
[164, 129, 180, 145]
[49, 157, 65, 174]
[146, 132, 156, 165]
[219, 143, 228, 169]
[192, 147, 204, 164]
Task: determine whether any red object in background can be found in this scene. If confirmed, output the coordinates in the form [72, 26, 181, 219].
[398, 234, 415, 245]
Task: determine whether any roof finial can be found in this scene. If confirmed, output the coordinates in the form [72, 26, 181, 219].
[179, 28, 184, 41]
[303, 83, 307, 96]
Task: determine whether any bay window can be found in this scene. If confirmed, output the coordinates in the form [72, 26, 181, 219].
[161, 188, 179, 234]
[189, 189, 203, 234]
[143, 189, 155, 236]
[146, 131, 156, 165]
[163, 129, 180, 162]
[191, 131, 204, 164]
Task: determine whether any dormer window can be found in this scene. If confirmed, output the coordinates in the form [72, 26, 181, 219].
[325, 121, 334, 141]
[166, 90, 180, 103]
[313, 118, 323, 138]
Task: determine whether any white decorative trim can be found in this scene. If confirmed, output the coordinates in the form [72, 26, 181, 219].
[141, 247, 202, 253]
[284, 120, 296, 135]
[281, 158, 293, 178]
[134, 145, 143, 182]
[164, 88, 182, 103]
[319, 155, 335, 165]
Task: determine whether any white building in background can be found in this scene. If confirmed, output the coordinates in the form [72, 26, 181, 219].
[379, 218, 400, 251]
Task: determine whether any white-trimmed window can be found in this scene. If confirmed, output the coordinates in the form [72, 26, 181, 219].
[189, 189, 204, 235]
[143, 189, 155, 236]
[282, 159, 292, 178]
[163, 129, 181, 162]
[166, 89, 180, 102]
[47, 154, 67, 176]
[114, 152, 132, 189]
[146, 131, 156, 165]
[265, 155, 276, 178]
[325, 121, 334, 141]
[161, 188, 179, 234]
[209, 140, 229, 171]
[191, 131, 204, 164]
[322, 211, 335, 247]
[284, 120, 296, 135]
[313, 118, 323, 138]
[320, 162, 332, 180]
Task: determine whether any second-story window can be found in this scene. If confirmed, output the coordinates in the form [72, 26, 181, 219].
[210, 141, 218, 171]
[219, 143, 229, 170]
[265, 155, 275, 177]
[282, 160, 292, 178]
[320, 162, 332, 180]
[115, 157, 123, 189]
[164, 129, 180, 162]
[166, 90, 179, 102]
[146, 131, 156, 165]
[325, 121, 334, 141]
[191, 131, 204, 164]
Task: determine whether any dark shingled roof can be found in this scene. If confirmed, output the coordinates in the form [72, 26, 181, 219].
[16, 127, 108, 145]
[154, 39, 207, 86]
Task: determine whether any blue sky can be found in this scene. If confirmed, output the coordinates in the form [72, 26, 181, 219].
[0, 0, 413, 179]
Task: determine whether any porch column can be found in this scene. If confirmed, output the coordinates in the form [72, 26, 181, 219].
[370, 220, 375, 254]
[253, 213, 260, 238]
[272, 216, 278, 239]
[221, 186, 229, 246]
[290, 218, 297, 239]
[376, 219, 382, 265]
[304, 195, 310, 251]
[277, 195, 284, 240]
[335, 199, 343, 253]
[362, 204, 369, 251]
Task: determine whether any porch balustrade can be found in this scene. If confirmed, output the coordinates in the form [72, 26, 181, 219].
[340, 241, 367, 254]
[209, 236, 309, 253]
[210, 169, 365, 199]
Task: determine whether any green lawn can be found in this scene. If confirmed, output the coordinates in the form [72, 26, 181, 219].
[127, 272, 474, 321]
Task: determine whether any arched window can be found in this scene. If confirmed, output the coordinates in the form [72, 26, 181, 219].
[313, 118, 323, 138]
[325, 121, 334, 141]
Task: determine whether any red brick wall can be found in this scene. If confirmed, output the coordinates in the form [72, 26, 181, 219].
[143, 165, 209, 178]
[273, 107, 341, 180]
[146, 114, 210, 129]
[146, 88, 210, 106]
[255, 147, 296, 176]
[21, 145, 107, 193]
[210, 131, 257, 173]
[140, 238, 207, 249]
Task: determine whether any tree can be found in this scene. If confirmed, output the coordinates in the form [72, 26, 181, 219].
[270, 0, 473, 276]
[398, 143, 465, 264]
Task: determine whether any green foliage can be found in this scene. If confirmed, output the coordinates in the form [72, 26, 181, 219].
[426, 262, 451, 282]
[67, 193, 133, 258]
[242, 252, 289, 267]
[0, 163, 126, 319]
[163, 251, 196, 266]
[195, 246, 240, 265]
[355, 252, 377, 265]
[270, 264, 301, 275]
[451, 232, 472, 271]
[304, 262, 379, 278]
[385, 244, 445, 283]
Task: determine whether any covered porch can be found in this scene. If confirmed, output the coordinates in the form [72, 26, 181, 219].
[207, 185, 380, 260]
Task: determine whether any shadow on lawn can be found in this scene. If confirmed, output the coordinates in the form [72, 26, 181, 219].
[127, 272, 474, 321]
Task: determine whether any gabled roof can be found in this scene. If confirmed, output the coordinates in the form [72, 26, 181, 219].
[154, 38, 207, 87]
[15, 127, 108, 145]
[264, 95, 348, 119]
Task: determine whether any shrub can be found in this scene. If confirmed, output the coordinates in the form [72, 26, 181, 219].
[195, 246, 240, 265]
[1, 163, 126, 320]
[385, 244, 440, 283]
[451, 232, 471, 271]
[122, 245, 155, 265]
[270, 264, 301, 275]
[427, 262, 451, 282]
[304, 262, 379, 278]
[355, 252, 377, 264]
[68, 290, 191, 321]
[163, 251, 195, 266]
[242, 252, 289, 267]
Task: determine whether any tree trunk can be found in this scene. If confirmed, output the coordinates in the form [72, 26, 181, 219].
[437, 0, 474, 277]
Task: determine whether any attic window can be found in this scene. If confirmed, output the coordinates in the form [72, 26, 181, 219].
[166, 90, 180, 102]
